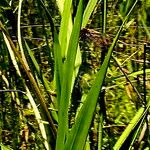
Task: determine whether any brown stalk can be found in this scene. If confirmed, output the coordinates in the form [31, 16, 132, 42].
[0, 21, 57, 138]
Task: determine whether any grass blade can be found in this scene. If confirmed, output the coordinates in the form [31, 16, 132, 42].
[98, 0, 107, 149]
[113, 69, 150, 80]
[56, 0, 84, 149]
[0, 21, 57, 139]
[82, 0, 99, 28]
[37, 0, 63, 106]
[59, 0, 73, 59]
[113, 105, 150, 150]
[64, 1, 139, 149]
[1, 27, 51, 150]
[0, 144, 13, 150]
[57, 0, 82, 90]
[24, 40, 58, 122]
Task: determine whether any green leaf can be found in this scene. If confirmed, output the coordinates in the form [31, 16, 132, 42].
[113, 69, 150, 80]
[56, 0, 84, 149]
[82, 0, 99, 28]
[113, 106, 149, 150]
[0, 144, 13, 150]
[53, 31, 63, 105]
[59, 0, 73, 58]
[140, 14, 150, 38]
[24, 40, 58, 122]
[114, 99, 150, 150]
[64, 1, 139, 149]
[37, 0, 63, 105]
[119, 0, 134, 18]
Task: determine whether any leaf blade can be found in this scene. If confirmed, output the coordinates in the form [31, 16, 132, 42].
[64, 1, 139, 149]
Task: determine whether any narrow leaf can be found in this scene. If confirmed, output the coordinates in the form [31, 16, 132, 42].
[113, 106, 149, 150]
[82, 0, 99, 28]
[59, 0, 73, 58]
[56, 0, 84, 149]
[64, 1, 139, 149]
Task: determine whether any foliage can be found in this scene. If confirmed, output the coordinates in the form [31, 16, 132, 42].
[0, 0, 150, 150]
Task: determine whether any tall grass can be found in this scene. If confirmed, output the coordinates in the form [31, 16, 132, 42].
[0, 0, 150, 149]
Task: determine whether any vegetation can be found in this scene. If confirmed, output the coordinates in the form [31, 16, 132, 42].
[0, 0, 150, 149]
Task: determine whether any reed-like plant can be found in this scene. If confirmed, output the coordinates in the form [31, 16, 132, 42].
[0, 0, 150, 149]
